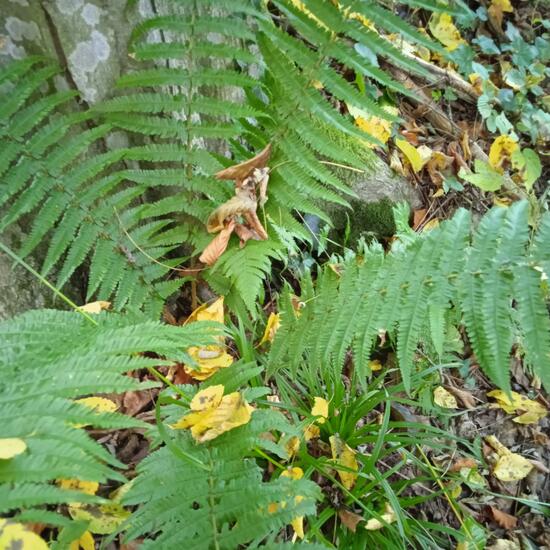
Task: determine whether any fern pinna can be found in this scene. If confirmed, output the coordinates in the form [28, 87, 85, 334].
[269, 201, 550, 394]
[123, 387, 320, 549]
[0, 0, 460, 316]
[0, 308, 217, 545]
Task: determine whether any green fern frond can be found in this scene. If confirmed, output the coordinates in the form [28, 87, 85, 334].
[0, 308, 218, 531]
[269, 202, 550, 393]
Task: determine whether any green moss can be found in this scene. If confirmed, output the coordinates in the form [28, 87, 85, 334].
[329, 198, 396, 249]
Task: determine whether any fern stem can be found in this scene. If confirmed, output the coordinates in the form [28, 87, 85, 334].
[0, 240, 98, 326]
[147, 366, 190, 403]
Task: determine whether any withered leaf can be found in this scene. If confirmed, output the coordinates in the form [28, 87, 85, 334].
[449, 457, 478, 473]
[215, 144, 272, 184]
[338, 509, 364, 533]
[489, 505, 517, 530]
[234, 222, 260, 247]
[243, 209, 268, 240]
[199, 220, 236, 266]
[206, 191, 257, 233]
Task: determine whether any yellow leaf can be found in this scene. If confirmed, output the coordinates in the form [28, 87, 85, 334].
[348, 104, 396, 147]
[78, 301, 111, 314]
[488, 135, 519, 173]
[69, 530, 95, 550]
[428, 13, 465, 51]
[57, 478, 99, 496]
[329, 434, 359, 490]
[69, 501, 130, 535]
[311, 397, 329, 424]
[75, 397, 118, 414]
[487, 390, 547, 424]
[258, 312, 281, 346]
[395, 138, 432, 173]
[485, 435, 534, 482]
[364, 503, 397, 530]
[488, 0, 513, 30]
[284, 436, 301, 458]
[433, 386, 459, 409]
[184, 346, 233, 380]
[0, 519, 49, 550]
[171, 386, 254, 443]
[304, 424, 320, 441]
[0, 438, 27, 460]
[72, 397, 118, 428]
[278, 467, 305, 540]
[368, 359, 382, 372]
[422, 219, 440, 232]
[187, 297, 225, 325]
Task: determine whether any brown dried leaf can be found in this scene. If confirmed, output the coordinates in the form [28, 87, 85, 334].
[339, 509, 364, 533]
[257, 169, 270, 206]
[413, 209, 427, 230]
[234, 223, 260, 247]
[449, 457, 478, 472]
[206, 191, 257, 233]
[123, 390, 154, 417]
[426, 151, 454, 187]
[490, 505, 518, 530]
[243, 210, 268, 240]
[215, 144, 272, 183]
[199, 221, 236, 266]
[447, 386, 476, 409]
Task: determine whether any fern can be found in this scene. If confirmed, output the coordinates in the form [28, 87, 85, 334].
[123, 396, 320, 549]
[268, 201, 550, 394]
[0, 308, 216, 538]
[1, 0, 463, 315]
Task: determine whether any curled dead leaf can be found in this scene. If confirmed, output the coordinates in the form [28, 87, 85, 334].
[243, 209, 268, 240]
[215, 144, 272, 185]
[489, 505, 517, 530]
[234, 222, 261, 247]
[199, 220, 236, 266]
[449, 457, 478, 473]
[339, 509, 364, 532]
[206, 190, 257, 233]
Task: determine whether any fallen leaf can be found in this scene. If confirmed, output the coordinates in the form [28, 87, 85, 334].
[339, 509, 364, 532]
[364, 503, 397, 530]
[311, 397, 329, 424]
[171, 385, 254, 443]
[69, 501, 130, 535]
[348, 104, 396, 147]
[449, 457, 478, 473]
[122, 389, 153, 417]
[199, 220, 236, 266]
[0, 438, 27, 460]
[487, 390, 547, 424]
[389, 150, 406, 176]
[368, 359, 382, 372]
[282, 467, 305, 539]
[79, 301, 111, 314]
[329, 434, 359, 490]
[489, 505, 518, 529]
[426, 151, 454, 187]
[487, 540, 520, 550]
[488, 135, 519, 173]
[428, 13, 465, 51]
[304, 423, 320, 441]
[421, 218, 439, 232]
[73, 397, 118, 428]
[0, 519, 48, 550]
[187, 297, 224, 325]
[258, 312, 281, 346]
[488, 0, 513, 31]
[485, 435, 534, 482]
[69, 530, 95, 550]
[57, 478, 99, 497]
[284, 435, 301, 458]
[395, 138, 432, 173]
[511, 148, 542, 191]
[184, 347, 233, 381]
[433, 386, 459, 409]
[413, 208, 427, 230]
[447, 386, 476, 409]
[243, 209, 268, 240]
[215, 144, 272, 186]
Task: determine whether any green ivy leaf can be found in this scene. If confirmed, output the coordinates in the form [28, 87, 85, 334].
[459, 160, 505, 192]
